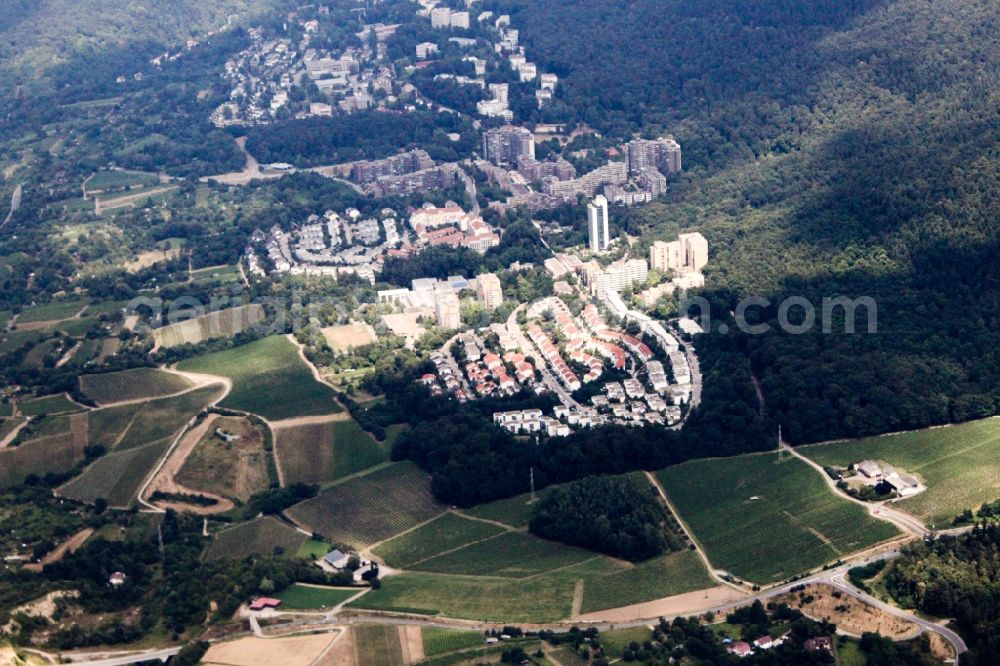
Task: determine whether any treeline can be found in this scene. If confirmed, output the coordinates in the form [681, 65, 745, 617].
[529, 475, 686, 561]
[886, 525, 1000, 666]
[244, 110, 479, 167]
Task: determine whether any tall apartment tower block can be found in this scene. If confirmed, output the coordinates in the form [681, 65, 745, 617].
[476, 272, 504, 310]
[587, 195, 610, 253]
[481, 125, 535, 167]
[650, 232, 708, 274]
[625, 137, 682, 176]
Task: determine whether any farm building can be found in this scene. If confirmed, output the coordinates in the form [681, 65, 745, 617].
[856, 460, 883, 480]
[249, 597, 282, 611]
[323, 549, 351, 570]
[109, 572, 127, 587]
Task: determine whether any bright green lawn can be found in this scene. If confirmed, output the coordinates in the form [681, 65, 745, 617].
[275, 584, 359, 610]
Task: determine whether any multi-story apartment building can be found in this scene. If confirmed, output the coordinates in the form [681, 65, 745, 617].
[649, 232, 709, 274]
[545, 161, 627, 199]
[435, 289, 462, 330]
[588, 195, 610, 253]
[582, 258, 650, 298]
[482, 125, 535, 167]
[476, 273, 504, 310]
[624, 136, 683, 176]
[351, 149, 435, 183]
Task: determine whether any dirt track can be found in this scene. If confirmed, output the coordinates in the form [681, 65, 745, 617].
[23, 528, 95, 572]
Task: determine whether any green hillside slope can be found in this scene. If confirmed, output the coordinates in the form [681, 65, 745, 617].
[508, 0, 1000, 443]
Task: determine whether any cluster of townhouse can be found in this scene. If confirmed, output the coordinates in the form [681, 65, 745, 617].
[211, 14, 401, 127]
[246, 208, 406, 282]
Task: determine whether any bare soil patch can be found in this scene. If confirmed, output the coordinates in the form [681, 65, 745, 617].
[573, 585, 746, 623]
[202, 631, 340, 666]
[774, 583, 919, 639]
[399, 625, 424, 665]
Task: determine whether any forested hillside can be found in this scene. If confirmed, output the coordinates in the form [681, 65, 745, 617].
[0, 0, 283, 85]
[504, 0, 1000, 443]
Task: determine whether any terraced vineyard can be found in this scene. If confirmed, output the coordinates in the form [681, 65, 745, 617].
[17, 298, 88, 323]
[153, 304, 265, 348]
[421, 628, 484, 657]
[60, 438, 172, 507]
[354, 625, 403, 666]
[801, 417, 1000, 526]
[657, 454, 900, 584]
[19, 394, 84, 416]
[275, 419, 388, 486]
[204, 516, 307, 560]
[372, 513, 507, 569]
[413, 532, 597, 578]
[0, 414, 89, 487]
[177, 335, 341, 421]
[79, 368, 193, 404]
[578, 549, 715, 613]
[54, 387, 219, 506]
[285, 462, 445, 549]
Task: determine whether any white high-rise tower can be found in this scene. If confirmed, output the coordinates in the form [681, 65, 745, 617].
[587, 195, 610, 253]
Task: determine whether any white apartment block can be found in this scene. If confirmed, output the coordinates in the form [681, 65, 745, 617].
[650, 232, 708, 274]
[587, 195, 610, 253]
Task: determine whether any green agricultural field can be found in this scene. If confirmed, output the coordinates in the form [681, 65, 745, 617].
[87, 403, 143, 448]
[0, 402, 12, 417]
[204, 516, 307, 560]
[657, 454, 901, 584]
[578, 549, 715, 613]
[297, 539, 330, 559]
[372, 513, 507, 569]
[153, 304, 265, 348]
[422, 628, 485, 657]
[190, 264, 242, 284]
[413, 531, 597, 578]
[176, 336, 341, 421]
[115, 386, 221, 450]
[275, 584, 359, 610]
[0, 311, 10, 329]
[19, 394, 84, 416]
[275, 419, 388, 486]
[801, 417, 1000, 526]
[349, 570, 581, 623]
[354, 624, 403, 666]
[464, 486, 562, 528]
[0, 330, 45, 355]
[59, 438, 171, 507]
[20, 339, 60, 369]
[85, 170, 158, 192]
[17, 298, 88, 323]
[66, 338, 102, 367]
[79, 368, 194, 405]
[0, 415, 87, 488]
[285, 462, 445, 549]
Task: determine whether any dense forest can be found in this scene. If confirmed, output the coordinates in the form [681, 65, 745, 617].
[528, 475, 686, 561]
[886, 526, 1000, 666]
[496, 0, 1000, 443]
